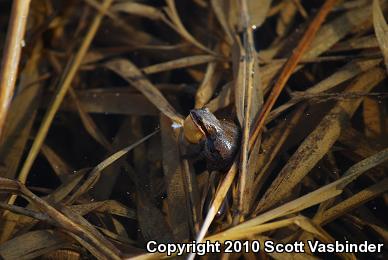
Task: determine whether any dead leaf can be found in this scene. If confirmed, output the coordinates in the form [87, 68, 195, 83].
[105, 59, 184, 125]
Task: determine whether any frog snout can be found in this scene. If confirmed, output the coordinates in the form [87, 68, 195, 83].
[183, 114, 205, 144]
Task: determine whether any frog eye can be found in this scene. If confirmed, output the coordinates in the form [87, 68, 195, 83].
[183, 114, 205, 144]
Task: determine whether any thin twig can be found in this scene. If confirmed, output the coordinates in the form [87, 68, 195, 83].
[235, 0, 258, 222]
[0, 0, 32, 139]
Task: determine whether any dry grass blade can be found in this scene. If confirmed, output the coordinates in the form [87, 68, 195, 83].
[346, 215, 388, 242]
[70, 200, 136, 219]
[69, 88, 113, 151]
[165, 0, 215, 54]
[269, 58, 380, 122]
[261, 2, 380, 89]
[160, 115, 190, 241]
[363, 96, 385, 138]
[0, 177, 122, 259]
[0, 170, 87, 243]
[210, 0, 234, 44]
[207, 216, 333, 246]
[0, 0, 31, 138]
[373, 0, 388, 72]
[207, 216, 346, 259]
[249, 0, 339, 148]
[276, 0, 298, 37]
[110, 1, 164, 20]
[0, 230, 70, 259]
[212, 146, 388, 237]
[305, 2, 379, 58]
[66, 130, 159, 202]
[142, 55, 217, 75]
[105, 59, 184, 124]
[130, 130, 175, 244]
[96, 226, 136, 245]
[255, 68, 386, 213]
[261, 53, 381, 65]
[195, 61, 221, 108]
[0, 202, 55, 224]
[1, 170, 87, 243]
[235, 0, 264, 220]
[206, 81, 233, 112]
[317, 178, 388, 225]
[90, 117, 140, 200]
[61, 231, 112, 260]
[46, 170, 88, 204]
[59, 205, 122, 258]
[84, 0, 159, 47]
[332, 35, 379, 52]
[2, 167, 85, 238]
[339, 127, 387, 159]
[2, 171, 89, 243]
[188, 162, 238, 260]
[0, 42, 43, 181]
[207, 216, 307, 241]
[292, 218, 334, 245]
[297, 58, 381, 95]
[1, 64, 48, 245]
[179, 149, 201, 235]
[61, 89, 159, 115]
[247, 0, 272, 27]
[251, 105, 306, 202]
[41, 144, 73, 179]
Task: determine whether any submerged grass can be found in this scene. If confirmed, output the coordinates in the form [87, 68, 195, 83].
[0, 0, 387, 259]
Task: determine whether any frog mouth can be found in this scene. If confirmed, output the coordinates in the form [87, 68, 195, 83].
[189, 110, 209, 137]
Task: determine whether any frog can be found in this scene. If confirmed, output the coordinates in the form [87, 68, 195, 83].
[183, 108, 240, 172]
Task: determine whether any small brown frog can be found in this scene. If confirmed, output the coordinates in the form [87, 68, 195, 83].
[183, 108, 240, 171]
